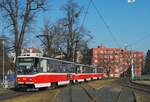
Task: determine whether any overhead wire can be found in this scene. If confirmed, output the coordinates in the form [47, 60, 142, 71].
[77, 0, 93, 42]
[90, 0, 121, 48]
[128, 34, 150, 48]
[76, 0, 148, 50]
[79, 0, 92, 32]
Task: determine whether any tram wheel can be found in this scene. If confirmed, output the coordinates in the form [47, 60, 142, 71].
[51, 82, 58, 88]
[70, 80, 74, 84]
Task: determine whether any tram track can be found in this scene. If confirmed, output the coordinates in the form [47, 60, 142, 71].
[79, 84, 98, 102]
[131, 89, 137, 102]
[116, 87, 122, 102]
[2, 79, 148, 102]
[59, 78, 149, 102]
[128, 81, 150, 93]
[116, 87, 137, 102]
[118, 78, 150, 93]
[0, 80, 97, 101]
[115, 78, 150, 102]
[66, 81, 99, 102]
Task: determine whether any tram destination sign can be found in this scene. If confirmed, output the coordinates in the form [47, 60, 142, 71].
[19, 58, 34, 62]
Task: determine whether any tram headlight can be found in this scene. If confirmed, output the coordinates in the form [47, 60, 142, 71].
[17, 78, 20, 81]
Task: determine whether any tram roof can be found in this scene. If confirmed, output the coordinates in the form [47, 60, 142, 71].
[17, 56, 75, 64]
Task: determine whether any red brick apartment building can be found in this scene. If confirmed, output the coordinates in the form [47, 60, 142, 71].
[92, 45, 144, 78]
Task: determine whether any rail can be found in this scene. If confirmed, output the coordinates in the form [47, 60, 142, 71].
[128, 80, 150, 93]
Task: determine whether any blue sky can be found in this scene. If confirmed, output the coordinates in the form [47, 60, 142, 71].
[42, 0, 150, 53]
[1, 0, 150, 53]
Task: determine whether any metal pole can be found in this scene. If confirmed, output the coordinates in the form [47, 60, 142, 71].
[2, 40, 5, 88]
[131, 57, 134, 80]
[61, 52, 62, 60]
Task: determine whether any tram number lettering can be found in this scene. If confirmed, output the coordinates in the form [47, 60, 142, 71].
[67, 74, 72, 78]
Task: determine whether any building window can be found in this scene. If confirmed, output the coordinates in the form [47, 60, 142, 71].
[115, 55, 119, 59]
[100, 51, 103, 54]
[100, 60, 103, 63]
[94, 55, 98, 58]
[134, 54, 136, 57]
[110, 55, 112, 59]
[100, 55, 103, 58]
[115, 60, 119, 63]
[104, 55, 108, 58]
[94, 50, 98, 54]
[139, 59, 142, 62]
[94, 60, 98, 63]
[104, 60, 108, 63]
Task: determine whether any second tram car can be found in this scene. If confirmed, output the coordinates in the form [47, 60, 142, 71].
[16, 56, 104, 89]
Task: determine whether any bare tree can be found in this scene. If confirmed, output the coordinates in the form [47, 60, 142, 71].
[61, 0, 93, 62]
[0, 0, 47, 64]
[39, 20, 66, 57]
[61, 0, 82, 61]
[38, 0, 92, 63]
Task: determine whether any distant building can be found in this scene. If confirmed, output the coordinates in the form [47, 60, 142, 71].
[132, 51, 144, 77]
[10, 48, 43, 63]
[21, 48, 42, 57]
[76, 51, 84, 64]
[54, 52, 65, 59]
[92, 45, 144, 77]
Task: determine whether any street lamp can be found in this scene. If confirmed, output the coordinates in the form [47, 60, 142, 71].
[2, 40, 5, 88]
[59, 48, 62, 60]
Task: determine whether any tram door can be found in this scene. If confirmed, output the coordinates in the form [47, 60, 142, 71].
[41, 59, 47, 72]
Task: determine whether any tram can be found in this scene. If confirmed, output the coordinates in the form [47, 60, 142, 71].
[16, 55, 104, 89]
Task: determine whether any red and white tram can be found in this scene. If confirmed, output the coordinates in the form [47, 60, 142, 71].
[16, 56, 104, 89]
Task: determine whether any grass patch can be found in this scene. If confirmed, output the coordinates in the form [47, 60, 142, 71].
[86, 79, 115, 90]
[134, 90, 150, 102]
[0, 89, 60, 102]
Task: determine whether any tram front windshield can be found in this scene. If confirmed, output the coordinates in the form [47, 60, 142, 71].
[17, 57, 39, 75]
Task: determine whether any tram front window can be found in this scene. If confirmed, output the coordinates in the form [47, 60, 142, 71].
[17, 58, 39, 75]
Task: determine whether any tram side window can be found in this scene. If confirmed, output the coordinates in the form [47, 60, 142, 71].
[96, 68, 99, 73]
[82, 66, 87, 73]
[89, 67, 93, 73]
[57, 62, 62, 73]
[93, 68, 97, 73]
[48, 60, 63, 73]
[97, 68, 103, 73]
[86, 67, 89, 73]
[49, 60, 57, 72]
[89, 67, 91, 73]
[47, 60, 75, 73]
[91, 67, 96, 73]
[66, 63, 75, 73]
[61, 63, 67, 73]
[49, 60, 53, 72]
[82, 66, 94, 73]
